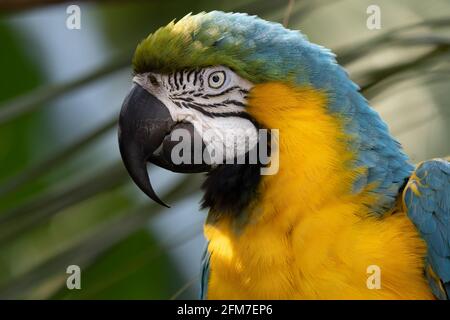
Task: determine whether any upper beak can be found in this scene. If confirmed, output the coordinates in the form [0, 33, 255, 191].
[118, 84, 210, 207]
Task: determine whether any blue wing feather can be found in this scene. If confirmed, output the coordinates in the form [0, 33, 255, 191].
[199, 242, 211, 300]
[403, 158, 450, 300]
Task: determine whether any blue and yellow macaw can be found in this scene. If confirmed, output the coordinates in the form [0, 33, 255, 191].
[118, 11, 450, 299]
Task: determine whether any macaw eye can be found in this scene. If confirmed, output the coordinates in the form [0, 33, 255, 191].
[208, 71, 226, 89]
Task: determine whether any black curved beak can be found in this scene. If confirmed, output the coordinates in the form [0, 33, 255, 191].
[118, 84, 210, 207]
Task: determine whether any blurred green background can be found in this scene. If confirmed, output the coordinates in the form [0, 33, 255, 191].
[0, 0, 448, 299]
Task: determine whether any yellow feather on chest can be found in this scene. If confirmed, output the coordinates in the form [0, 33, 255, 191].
[204, 83, 434, 299]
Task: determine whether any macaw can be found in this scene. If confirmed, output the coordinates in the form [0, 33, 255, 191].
[117, 11, 450, 299]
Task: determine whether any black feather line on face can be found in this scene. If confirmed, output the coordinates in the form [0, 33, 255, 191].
[201, 86, 241, 98]
[193, 70, 200, 86]
[174, 72, 180, 91]
[173, 96, 194, 102]
[187, 69, 195, 82]
[199, 69, 205, 87]
[222, 99, 246, 107]
[178, 101, 247, 119]
[178, 71, 183, 89]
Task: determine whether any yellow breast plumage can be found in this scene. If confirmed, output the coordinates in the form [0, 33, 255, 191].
[204, 83, 434, 299]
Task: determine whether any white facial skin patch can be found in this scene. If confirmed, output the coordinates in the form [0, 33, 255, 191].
[133, 66, 258, 165]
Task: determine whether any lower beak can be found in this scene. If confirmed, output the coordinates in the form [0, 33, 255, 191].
[118, 84, 210, 207]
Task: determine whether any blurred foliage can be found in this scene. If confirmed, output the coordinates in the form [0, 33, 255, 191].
[53, 230, 178, 299]
[0, 0, 448, 299]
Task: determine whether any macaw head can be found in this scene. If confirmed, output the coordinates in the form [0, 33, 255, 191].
[119, 11, 413, 215]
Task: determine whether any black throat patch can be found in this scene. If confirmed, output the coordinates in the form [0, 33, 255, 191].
[200, 161, 263, 218]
